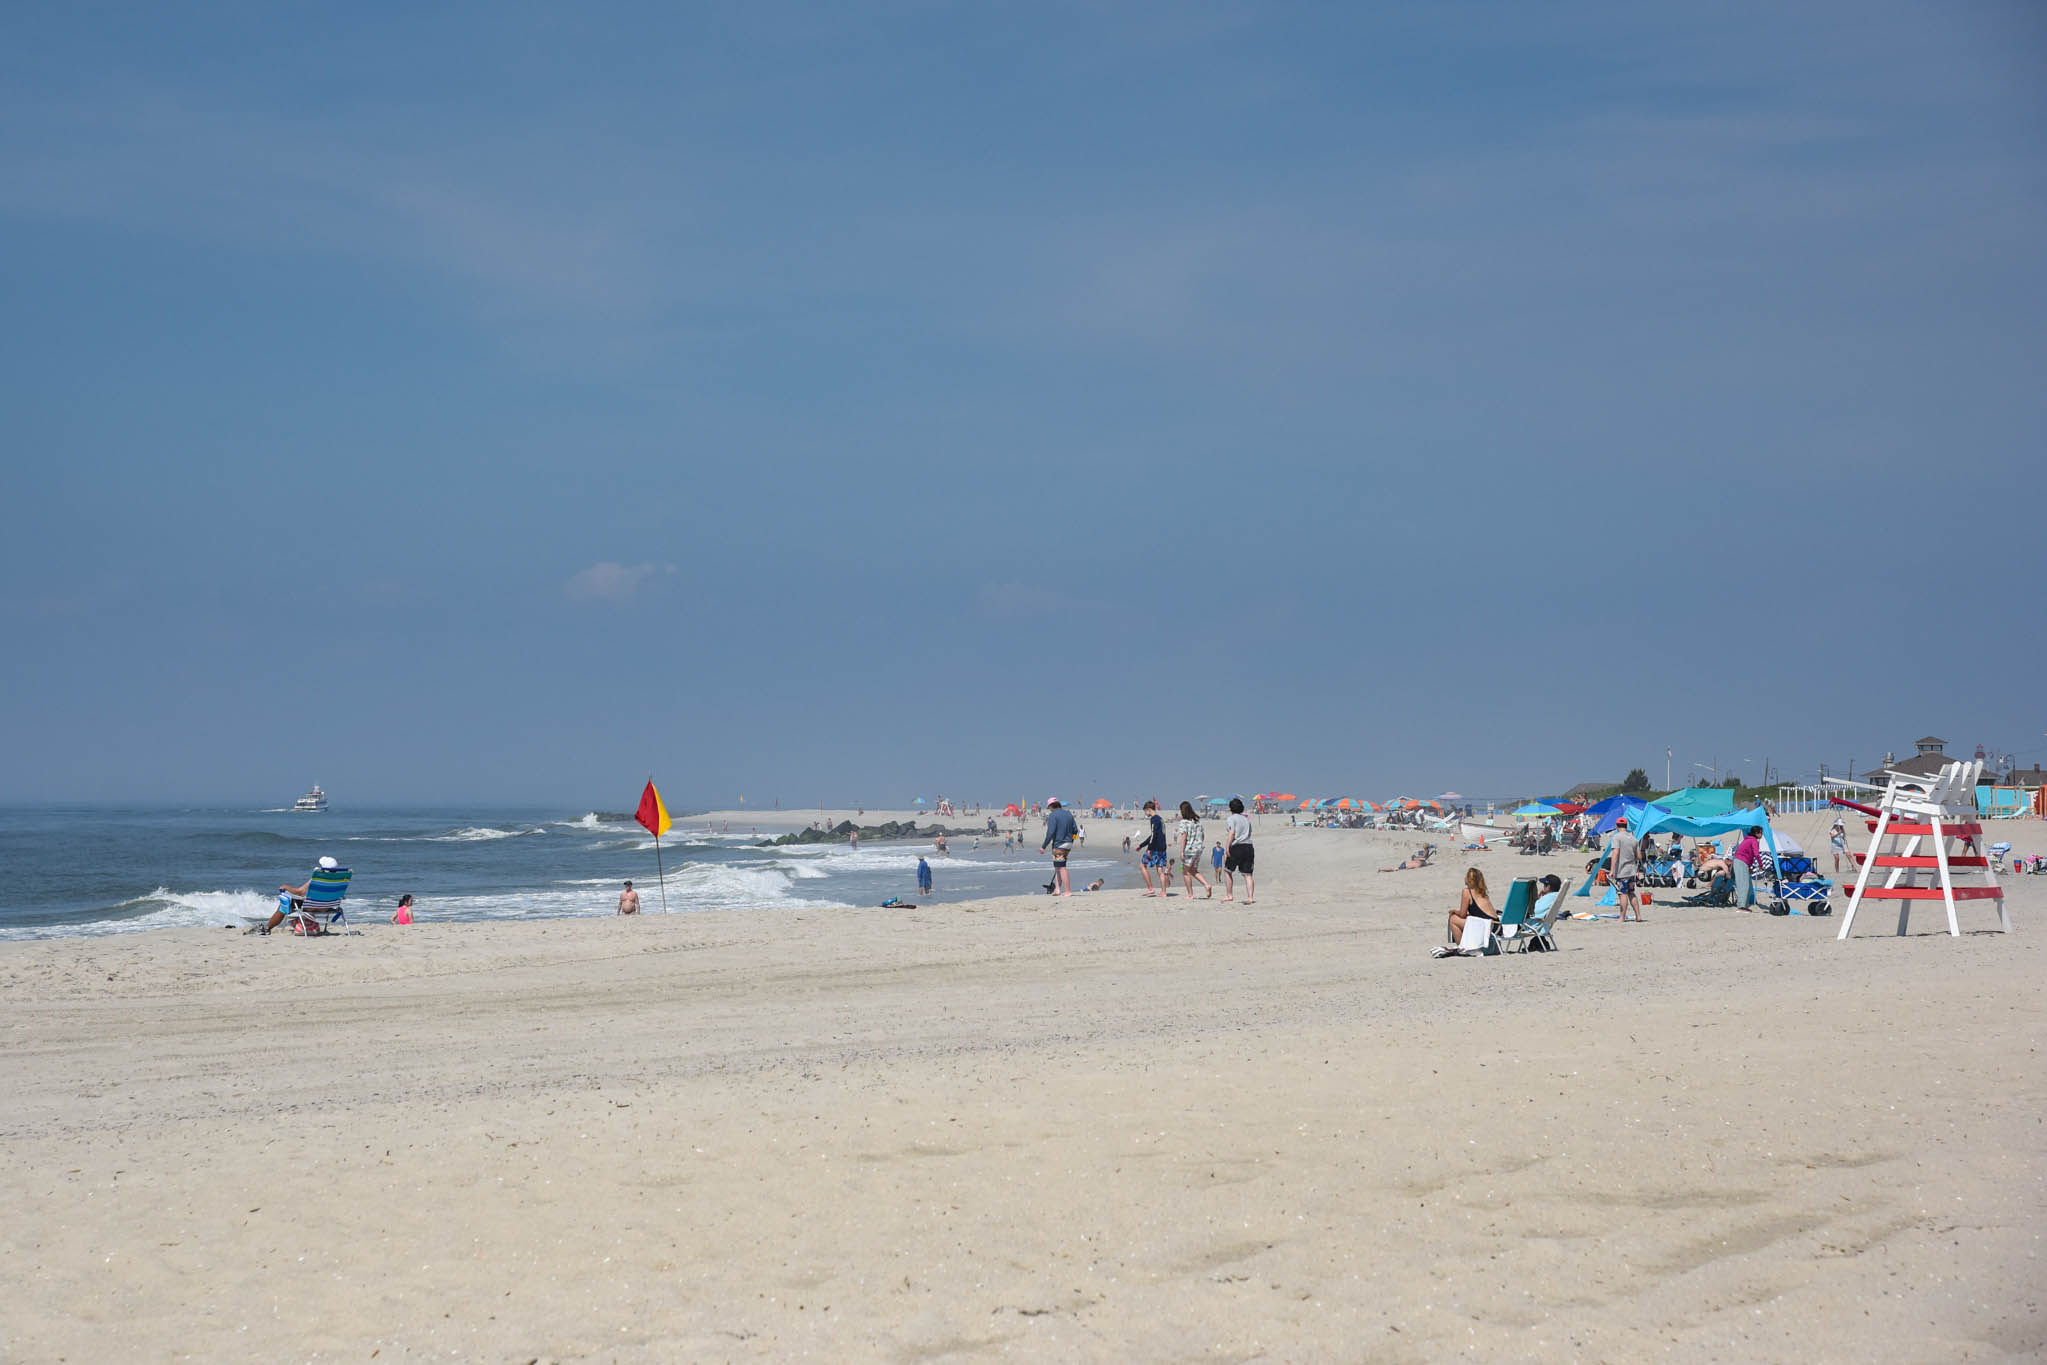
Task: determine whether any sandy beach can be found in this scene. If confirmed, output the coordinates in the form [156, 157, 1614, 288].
[3, 809, 2041, 1363]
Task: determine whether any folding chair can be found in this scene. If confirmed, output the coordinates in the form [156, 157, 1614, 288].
[281, 866, 351, 936]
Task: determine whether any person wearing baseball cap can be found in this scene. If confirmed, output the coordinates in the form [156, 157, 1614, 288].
[262, 855, 346, 935]
[1040, 797, 1079, 896]
[1610, 815, 1643, 922]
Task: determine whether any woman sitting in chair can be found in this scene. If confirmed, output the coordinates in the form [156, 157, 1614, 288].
[1449, 868, 1498, 945]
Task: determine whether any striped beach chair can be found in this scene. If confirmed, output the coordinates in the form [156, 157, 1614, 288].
[282, 866, 351, 936]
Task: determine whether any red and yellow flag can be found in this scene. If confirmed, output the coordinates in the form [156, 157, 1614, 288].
[635, 779, 671, 837]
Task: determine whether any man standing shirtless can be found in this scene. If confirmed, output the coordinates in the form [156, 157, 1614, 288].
[617, 880, 641, 915]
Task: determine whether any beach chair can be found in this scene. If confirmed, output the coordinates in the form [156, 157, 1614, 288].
[282, 866, 351, 936]
[1493, 878, 1539, 952]
[1433, 910, 1499, 958]
[1682, 873, 1735, 907]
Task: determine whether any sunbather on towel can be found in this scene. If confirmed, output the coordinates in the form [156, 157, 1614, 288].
[1380, 844, 1434, 872]
[263, 855, 339, 934]
[1449, 868, 1498, 945]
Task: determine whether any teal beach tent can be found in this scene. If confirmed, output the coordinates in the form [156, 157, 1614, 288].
[1647, 787, 1738, 818]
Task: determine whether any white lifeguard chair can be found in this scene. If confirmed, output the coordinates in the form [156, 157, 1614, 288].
[1838, 759, 2010, 939]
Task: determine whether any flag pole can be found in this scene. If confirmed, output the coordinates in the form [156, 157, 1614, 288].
[651, 774, 669, 913]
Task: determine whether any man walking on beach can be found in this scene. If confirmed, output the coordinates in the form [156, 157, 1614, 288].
[1610, 817, 1642, 922]
[617, 881, 640, 915]
[1222, 797, 1255, 903]
[1041, 797, 1078, 897]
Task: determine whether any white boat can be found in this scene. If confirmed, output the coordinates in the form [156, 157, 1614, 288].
[1459, 820, 1514, 844]
[293, 785, 328, 813]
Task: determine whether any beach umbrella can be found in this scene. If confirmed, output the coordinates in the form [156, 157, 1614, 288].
[1002, 803, 1021, 816]
[913, 797, 927, 805]
[1272, 793, 1297, 802]
[1092, 798, 1113, 810]
[1296, 799, 1317, 810]
[1513, 802, 1561, 818]
[1438, 792, 1464, 801]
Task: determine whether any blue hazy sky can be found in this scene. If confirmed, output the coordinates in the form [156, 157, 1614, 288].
[2, 1, 2042, 808]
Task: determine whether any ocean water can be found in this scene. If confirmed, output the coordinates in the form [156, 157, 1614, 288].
[0, 807, 1130, 940]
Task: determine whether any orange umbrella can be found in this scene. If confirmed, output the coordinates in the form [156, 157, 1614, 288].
[1092, 798, 1113, 810]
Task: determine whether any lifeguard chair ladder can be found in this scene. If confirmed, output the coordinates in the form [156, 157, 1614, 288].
[1838, 759, 2010, 939]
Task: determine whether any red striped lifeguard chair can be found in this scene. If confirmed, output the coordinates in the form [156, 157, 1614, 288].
[1838, 759, 2010, 939]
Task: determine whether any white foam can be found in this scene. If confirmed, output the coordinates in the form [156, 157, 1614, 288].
[0, 887, 279, 940]
[423, 826, 548, 843]
[556, 812, 639, 832]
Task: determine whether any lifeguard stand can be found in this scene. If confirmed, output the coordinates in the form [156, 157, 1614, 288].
[1838, 759, 2010, 939]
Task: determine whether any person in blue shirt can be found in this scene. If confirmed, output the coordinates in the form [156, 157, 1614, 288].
[1040, 797, 1080, 897]
[916, 857, 933, 897]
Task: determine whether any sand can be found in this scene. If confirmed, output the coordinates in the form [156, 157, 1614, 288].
[3, 809, 2043, 1363]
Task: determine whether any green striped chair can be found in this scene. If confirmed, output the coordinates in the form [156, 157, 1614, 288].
[283, 867, 351, 936]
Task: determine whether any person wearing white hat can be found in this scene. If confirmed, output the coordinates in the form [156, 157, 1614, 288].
[1039, 797, 1079, 897]
[263, 855, 341, 935]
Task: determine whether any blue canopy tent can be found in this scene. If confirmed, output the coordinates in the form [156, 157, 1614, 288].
[1575, 803, 1787, 908]
[1584, 794, 1661, 834]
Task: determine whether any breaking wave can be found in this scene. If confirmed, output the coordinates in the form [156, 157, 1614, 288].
[0, 886, 278, 940]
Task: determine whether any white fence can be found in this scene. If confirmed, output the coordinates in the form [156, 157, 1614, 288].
[1774, 782, 1869, 815]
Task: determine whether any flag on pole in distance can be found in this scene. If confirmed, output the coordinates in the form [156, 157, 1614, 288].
[636, 780, 671, 837]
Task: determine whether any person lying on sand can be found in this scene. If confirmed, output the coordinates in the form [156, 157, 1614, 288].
[1380, 844, 1434, 872]
[1085, 878, 1106, 891]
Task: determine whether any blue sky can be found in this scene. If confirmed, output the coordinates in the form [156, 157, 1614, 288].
[2, 1, 2042, 808]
